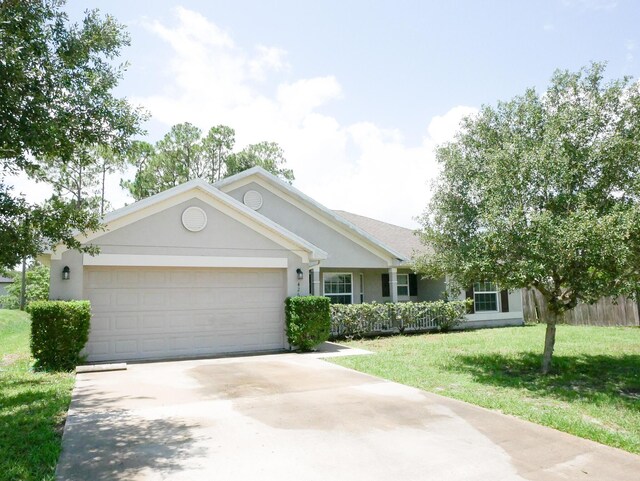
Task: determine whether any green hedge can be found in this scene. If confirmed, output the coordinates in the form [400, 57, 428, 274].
[285, 296, 331, 351]
[330, 300, 470, 339]
[27, 300, 91, 371]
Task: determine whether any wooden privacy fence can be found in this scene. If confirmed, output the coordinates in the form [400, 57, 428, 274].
[522, 288, 640, 327]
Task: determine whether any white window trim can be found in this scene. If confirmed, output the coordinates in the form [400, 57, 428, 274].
[473, 282, 500, 313]
[323, 272, 353, 304]
[397, 273, 410, 299]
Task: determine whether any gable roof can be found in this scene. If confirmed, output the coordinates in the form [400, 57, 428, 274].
[48, 178, 327, 262]
[333, 210, 429, 260]
[215, 167, 407, 263]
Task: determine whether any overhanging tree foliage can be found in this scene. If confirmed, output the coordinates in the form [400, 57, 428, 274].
[415, 63, 640, 374]
[0, 0, 144, 269]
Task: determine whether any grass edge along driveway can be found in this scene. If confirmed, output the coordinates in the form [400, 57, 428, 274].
[0, 309, 75, 481]
[330, 324, 640, 454]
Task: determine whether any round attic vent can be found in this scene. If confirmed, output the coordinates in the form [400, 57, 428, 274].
[243, 190, 263, 210]
[181, 206, 207, 232]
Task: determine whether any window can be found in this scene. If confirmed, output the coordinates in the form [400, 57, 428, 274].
[397, 274, 409, 297]
[324, 273, 353, 304]
[381, 273, 418, 297]
[473, 281, 499, 312]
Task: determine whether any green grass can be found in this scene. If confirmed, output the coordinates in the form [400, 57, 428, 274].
[330, 324, 640, 454]
[0, 309, 75, 481]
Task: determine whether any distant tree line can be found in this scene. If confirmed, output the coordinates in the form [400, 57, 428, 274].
[120, 123, 294, 201]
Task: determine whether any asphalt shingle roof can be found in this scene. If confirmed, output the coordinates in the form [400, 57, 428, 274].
[333, 210, 429, 260]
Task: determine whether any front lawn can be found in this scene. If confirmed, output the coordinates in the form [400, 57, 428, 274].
[0, 309, 75, 481]
[330, 324, 640, 454]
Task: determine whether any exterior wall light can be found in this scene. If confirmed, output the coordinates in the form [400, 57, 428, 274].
[62, 266, 70, 280]
[296, 268, 303, 280]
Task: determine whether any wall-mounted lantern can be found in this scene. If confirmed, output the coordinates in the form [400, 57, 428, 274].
[296, 268, 303, 280]
[62, 266, 70, 280]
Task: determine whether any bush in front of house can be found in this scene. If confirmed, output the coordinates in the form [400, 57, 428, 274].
[285, 296, 331, 351]
[28, 300, 91, 371]
[330, 299, 470, 338]
[330, 302, 390, 338]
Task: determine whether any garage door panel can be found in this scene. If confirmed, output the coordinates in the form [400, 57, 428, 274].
[114, 314, 138, 330]
[86, 340, 110, 356]
[114, 339, 138, 354]
[84, 267, 286, 362]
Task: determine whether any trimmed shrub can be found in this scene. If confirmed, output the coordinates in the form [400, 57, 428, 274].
[330, 302, 390, 338]
[285, 296, 331, 351]
[330, 299, 470, 338]
[28, 300, 91, 371]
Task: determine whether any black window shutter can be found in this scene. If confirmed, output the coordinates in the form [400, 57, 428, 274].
[409, 274, 418, 296]
[501, 290, 509, 312]
[381, 273, 390, 297]
[465, 286, 475, 313]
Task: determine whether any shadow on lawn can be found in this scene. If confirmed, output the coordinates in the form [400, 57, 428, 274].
[450, 352, 640, 408]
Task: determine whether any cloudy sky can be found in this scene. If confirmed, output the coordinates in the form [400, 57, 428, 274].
[9, 0, 639, 227]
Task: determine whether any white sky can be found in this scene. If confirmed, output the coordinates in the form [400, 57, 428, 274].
[6, 0, 639, 228]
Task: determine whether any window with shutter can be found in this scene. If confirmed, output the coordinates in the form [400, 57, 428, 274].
[381, 273, 390, 297]
[409, 274, 418, 296]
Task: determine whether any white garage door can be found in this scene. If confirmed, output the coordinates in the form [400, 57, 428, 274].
[83, 266, 286, 362]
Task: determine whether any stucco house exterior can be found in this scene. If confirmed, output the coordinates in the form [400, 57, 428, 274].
[42, 167, 523, 362]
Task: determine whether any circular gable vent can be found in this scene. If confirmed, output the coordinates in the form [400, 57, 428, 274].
[243, 190, 263, 210]
[181, 206, 207, 232]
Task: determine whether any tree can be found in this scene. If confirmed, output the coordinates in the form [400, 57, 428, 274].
[95, 145, 127, 215]
[40, 146, 102, 211]
[415, 63, 640, 374]
[123, 123, 201, 200]
[119, 141, 156, 201]
[226, 141, 294, 182]
[155, 122, 202, 181]
[201, 125, 235, 182]
[122, 125, 295, 201]
[0, 263, 49, 309]
[0, 185, 100, 269]
[0, 0, 144, 268]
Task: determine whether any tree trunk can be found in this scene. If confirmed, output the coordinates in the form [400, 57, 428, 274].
[541, 312, 558, 374]
[101, 163, 106, 216]
[19, 257, 27, 311]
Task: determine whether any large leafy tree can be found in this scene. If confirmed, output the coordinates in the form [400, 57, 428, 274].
[0, 0, 144, 268]
[415, 63, 640, 374]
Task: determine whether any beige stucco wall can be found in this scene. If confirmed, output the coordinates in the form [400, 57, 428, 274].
[50, 197, 308, 301]
[225, 182, 392, 269]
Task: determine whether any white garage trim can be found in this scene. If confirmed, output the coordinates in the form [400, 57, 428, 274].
[83, 254, 288, 268]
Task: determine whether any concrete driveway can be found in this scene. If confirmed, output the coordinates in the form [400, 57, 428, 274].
[57, 345, 640, 481]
